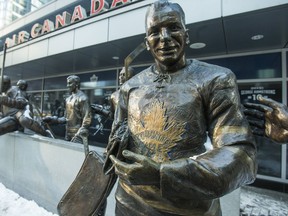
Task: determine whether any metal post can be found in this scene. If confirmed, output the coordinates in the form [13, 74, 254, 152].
[0, 43, 7, 93]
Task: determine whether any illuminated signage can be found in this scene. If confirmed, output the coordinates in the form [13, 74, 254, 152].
[5, 0, 133, 48]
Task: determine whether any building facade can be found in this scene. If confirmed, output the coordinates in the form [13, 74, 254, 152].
[0, 0, 288, 193]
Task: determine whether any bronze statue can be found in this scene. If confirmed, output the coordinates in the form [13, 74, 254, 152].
[43, 75, 92, 155]
[103, 1, 257, 215]
[91, 66, 135, 119]
[244, 96, 288, 144]
[59, 68, 135, 216]
[0, 75, 51, 137]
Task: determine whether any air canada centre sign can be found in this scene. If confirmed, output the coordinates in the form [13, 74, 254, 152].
[5, 0, 137, 48]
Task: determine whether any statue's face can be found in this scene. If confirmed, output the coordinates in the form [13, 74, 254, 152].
[145, 7, 187, 67]
[67, 79, 77, 93]
[2, 79, 11, 92]
[119, 69, 126, 85]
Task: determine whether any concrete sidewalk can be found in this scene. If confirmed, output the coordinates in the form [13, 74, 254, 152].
[240, 186, 288, 216]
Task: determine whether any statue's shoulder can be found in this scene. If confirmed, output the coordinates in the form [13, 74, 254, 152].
[6, 86, 18, 97]
[121, 65, 154, 91]
[76, 90, 89, 101]
[188, 59, 235, 81]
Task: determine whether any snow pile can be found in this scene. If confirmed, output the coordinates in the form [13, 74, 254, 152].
[240, 186, 288, 216]
[0, 183, 58, 216]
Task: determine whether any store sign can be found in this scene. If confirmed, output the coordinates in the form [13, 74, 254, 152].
[5, 0, 133, 48]
[240, 86, 276, 101]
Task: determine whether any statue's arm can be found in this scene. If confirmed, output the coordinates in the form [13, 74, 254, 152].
[160, 144, 256, 200]
[91, 104, 112, 118]
[77, 97, 92, 136]
[80, 97, 92, 130]
[0, 95, 28, 109]
[161, 71, 257, 200]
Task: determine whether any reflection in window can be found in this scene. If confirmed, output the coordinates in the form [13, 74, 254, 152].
[85, 88, 116, 147]
[79, 70, 117, 88]
[204, 53, 281, 79]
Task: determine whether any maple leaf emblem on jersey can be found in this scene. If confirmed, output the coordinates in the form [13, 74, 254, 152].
[130, 100, 186, 162]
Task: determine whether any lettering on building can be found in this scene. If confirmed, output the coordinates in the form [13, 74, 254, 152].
[5, 0, 134, 48]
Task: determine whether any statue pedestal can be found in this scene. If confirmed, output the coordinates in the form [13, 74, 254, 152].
[220, 188, 240, 216]
[0, 132, 102, 214]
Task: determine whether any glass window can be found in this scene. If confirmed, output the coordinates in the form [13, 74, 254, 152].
[41, 91, 68, 139]
[254, 136, 282, 177]
[40, 88, 116, 147]
[204, 53, 282, 80]
[44, 76, 67, 90]
[42, 91, 67, 117]
[27, 79, 42, 91]
[86, 88, 116, 147]
[238, 82, 282, 177]
[28, 92, 43, 122]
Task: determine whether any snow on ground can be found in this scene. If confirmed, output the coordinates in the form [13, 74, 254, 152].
[240, 186, 288, 216]
[0, 183, 58, 216]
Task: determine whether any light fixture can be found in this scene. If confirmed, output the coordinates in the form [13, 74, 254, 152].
[112, 56, 119, 60]
[251, 34, 264, 40]
[189, 42, 206, 49]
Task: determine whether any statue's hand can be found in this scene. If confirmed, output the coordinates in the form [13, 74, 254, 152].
[244, 96, 288, 143]
[109, 150, 160, 187]
[42, 116, 58, 124]
[91, 104, 103, 112]
[91, 104, 110, 117]
[259, 96, 288, 143]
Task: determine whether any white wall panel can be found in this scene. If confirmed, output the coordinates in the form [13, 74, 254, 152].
[109, 7, 146, 41]
[28, 40, 48, 61]
[223, 0, 288, 16]
[175, 0, 222, 24]
[48, 31, 74, 56]
[74, 19, 108, 49]
[3, 51, 13, 67]
[12, 46, 29, 65]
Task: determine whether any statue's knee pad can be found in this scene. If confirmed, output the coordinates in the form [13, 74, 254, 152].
[18, 116, 33, 128]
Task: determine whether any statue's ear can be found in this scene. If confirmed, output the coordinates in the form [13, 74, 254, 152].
[185, 29, 190, 45]
[144, 37, 150, 51]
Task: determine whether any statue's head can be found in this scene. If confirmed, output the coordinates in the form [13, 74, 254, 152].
[119, 66, 134, 85]
[145, 0, 189, 70]
[67, 75, 80, 93]
[2, 75, 11, 92]
[17, 79, 28, 91]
